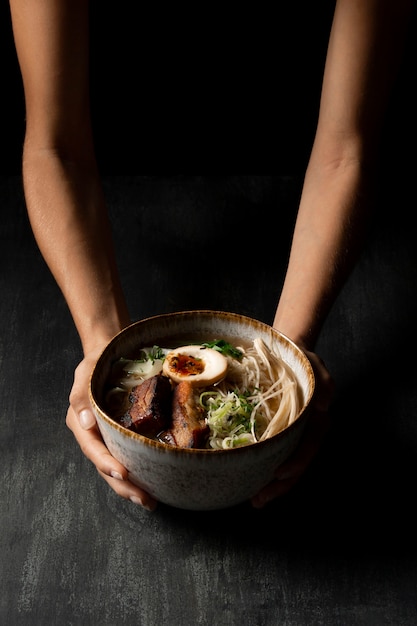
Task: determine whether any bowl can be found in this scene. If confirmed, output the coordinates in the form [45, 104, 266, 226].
[89, 310, 315, 511]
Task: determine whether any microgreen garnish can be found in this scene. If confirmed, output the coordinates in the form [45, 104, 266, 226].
[201, 339, 243, 360]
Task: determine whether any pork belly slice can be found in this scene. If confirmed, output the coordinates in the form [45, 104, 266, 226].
[121, 374, 172, 437]
[161, 381, 209, 449]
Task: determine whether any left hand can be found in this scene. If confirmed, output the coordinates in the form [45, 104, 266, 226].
[251, 348, 335, 508]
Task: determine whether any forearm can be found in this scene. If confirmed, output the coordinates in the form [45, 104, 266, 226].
[274, 0, 414, 349]
[273, 154, 372, 349]
[10, 0, 129, 353]
[23, 147, 130, 354]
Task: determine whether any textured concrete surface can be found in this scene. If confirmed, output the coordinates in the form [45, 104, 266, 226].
[1, 174, 417, 625]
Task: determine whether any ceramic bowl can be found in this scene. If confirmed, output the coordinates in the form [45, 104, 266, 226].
[89, 310, 315, 511]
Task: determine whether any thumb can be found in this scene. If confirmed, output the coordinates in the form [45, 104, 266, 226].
[69, 358, 97, 430]
[78, 407, 97, 430]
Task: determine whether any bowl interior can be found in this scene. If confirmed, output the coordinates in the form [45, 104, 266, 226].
[90, 310, 315, 448]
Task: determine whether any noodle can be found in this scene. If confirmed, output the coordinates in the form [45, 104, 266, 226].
[207, 337, 300, 448]
[106, 337, 301, 449]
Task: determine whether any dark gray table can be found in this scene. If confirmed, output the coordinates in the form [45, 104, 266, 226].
[1, 175, 416, 625]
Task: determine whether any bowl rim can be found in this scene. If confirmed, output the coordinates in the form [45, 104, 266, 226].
[89, 309, 315, 456]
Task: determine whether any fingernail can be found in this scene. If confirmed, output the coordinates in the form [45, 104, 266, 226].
[130, 496, 156, 511]
[79, 409, 96, 429]
[110, 470, 123, 481]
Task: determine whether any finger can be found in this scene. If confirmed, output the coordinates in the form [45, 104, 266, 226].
[276, 409, 330, 478]
[251, 409, 331, 508]
[69, 360, 97, 429]
[66, 406, 157, 510]
[251, 475, 300, 508]
[78, 408, 97, 430]
[304, 351, 335, 412]
[97, 470, 157, 512]
[66, 405, 128, 478]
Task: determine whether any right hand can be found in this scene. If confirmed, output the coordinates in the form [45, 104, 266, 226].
[66, 347, 158, 511]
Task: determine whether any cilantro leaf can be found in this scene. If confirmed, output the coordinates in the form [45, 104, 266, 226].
[201, 339, 243, 360]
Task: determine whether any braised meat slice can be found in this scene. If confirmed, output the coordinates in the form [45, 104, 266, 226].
[121, 374, 172, 437]
[161, 381, 209, 449]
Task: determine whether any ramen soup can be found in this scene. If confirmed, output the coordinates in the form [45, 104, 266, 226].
[104, 337, 303, 450]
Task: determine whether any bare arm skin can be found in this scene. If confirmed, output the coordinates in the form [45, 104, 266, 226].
[9, 0, 414, 510]
[10, 0, 156, 510]
[274, 0, 414, 349]
[10, 0, 129, 352]
[252, 0, 415, 507]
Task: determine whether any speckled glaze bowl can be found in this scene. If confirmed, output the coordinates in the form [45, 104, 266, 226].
[89, 310, 315, 511]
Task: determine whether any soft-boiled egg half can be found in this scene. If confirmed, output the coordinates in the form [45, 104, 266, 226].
[162, 345, 228, 386]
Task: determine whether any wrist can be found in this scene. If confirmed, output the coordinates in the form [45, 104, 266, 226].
[77, 310, 131, 356]
[272, 312, 318, 353]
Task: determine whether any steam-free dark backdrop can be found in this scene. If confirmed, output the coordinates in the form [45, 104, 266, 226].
[3, 1, 415, 176]
[2, 2, 417, 625]
[3, 1, 338, 175]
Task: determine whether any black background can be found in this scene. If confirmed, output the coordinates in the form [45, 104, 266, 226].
[3, 2, 337, 175]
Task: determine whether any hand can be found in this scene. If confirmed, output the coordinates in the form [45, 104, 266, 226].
[251, 348, 335, 508]
[66, 347, 158, 511]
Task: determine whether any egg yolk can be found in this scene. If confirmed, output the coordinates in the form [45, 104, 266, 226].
[162, 345, 228, 386]
[166, 353, 205, 377]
